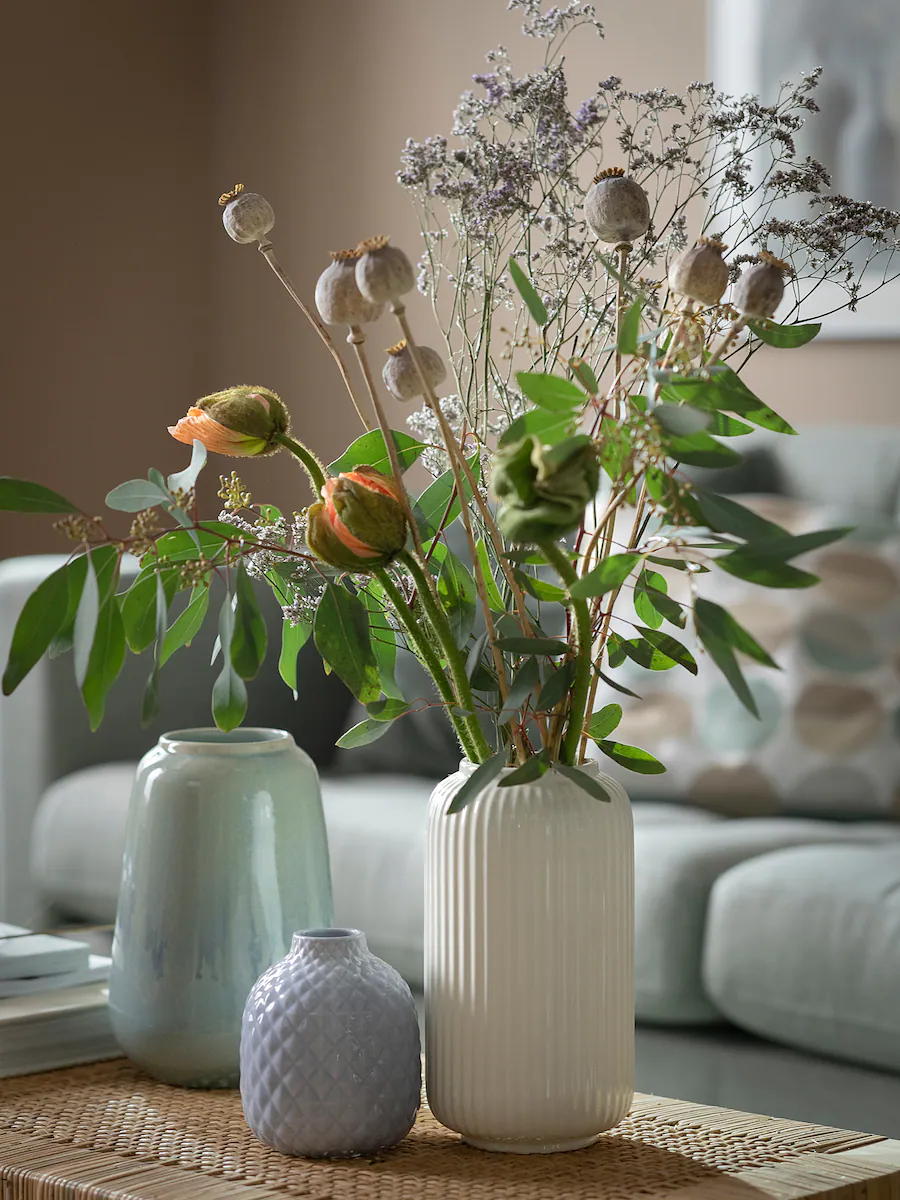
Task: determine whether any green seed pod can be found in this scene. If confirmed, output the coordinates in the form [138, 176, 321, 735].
[382, 339, 446, 401]
[218, 184, 275, 244]
[355, 236, 415, 304]
[732, 251, 789, 319]
[584, 168, 651, 246]
[668, 237, 729, 306]
[315, 249, 384, 326]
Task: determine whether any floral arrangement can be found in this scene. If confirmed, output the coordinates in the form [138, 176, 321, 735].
[3, 1, 899, 809]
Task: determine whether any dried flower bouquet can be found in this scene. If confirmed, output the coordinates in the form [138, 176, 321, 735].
[4, 1, 899, 808]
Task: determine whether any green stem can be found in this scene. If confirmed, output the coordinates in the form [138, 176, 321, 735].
[374, 567, 481, 764]
[275, 433, 327, 494]
[541, 541, 592, 766]
[398, 552, 492, 764]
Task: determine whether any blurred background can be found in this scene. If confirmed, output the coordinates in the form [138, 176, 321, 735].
[2, 0, 899, 559]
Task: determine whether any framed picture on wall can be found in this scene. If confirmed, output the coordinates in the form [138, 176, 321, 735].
[708, 0, 900, 339]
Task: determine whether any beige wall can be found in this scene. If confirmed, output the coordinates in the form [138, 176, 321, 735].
[3, 0, 898, 554]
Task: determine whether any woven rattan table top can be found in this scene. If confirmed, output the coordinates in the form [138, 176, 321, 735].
[0, 1059, 899, 1200]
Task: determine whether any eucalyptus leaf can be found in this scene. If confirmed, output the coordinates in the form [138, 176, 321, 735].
[336, 717, 396, 749]
[552, 761, 612, 801]
[696, 623, 759, 718]
[617, 299, 644, 356]
[499, 657, 541, 724]
[445, 751, 506, 815]
[415, 452, 480, 541]
[654, 403, 711, 437]
[475, 542, 506, 612]
[367, 697, 413, 722]
[569, 357, 598, 393]
[660, 369, 796, 436]
[81, 593, 127, 730]
[161, 583, 210, 666]
[618, 636, 680, 672]
[231, 564, 267, 681]
[508, 256, 548, 325]
[717, 556, 819, 589]
[73, 552, 100, 689]
[361, 586, 403, 700]
[597, 740, 666, 774]
[167, 439, 208, 493]
[149, 522, 252, 567]
[438, 551, 477, 647]
[597, 666, 642, 699]
[694, 598, 778, 669]
[328, 430, 426, 477]
[465, 631, 490, 682]
[635, 627, 698, 674]
[496, 636, 570, 656]
[534, 660, 575, 712]
[515, 570, 567, 604]
[498, 752, 550, 787]
[120, 569, 178, 654]
[0, 478, 78, 514]
[105, 478, 171, 513]
[658, 428, 742, 469]
[499, 406, 578, 449]
[278, 617, 311, 696]
[587, 703, 623, 742]
[694, 490, 787, 543]
[212, 592, 248, 731]
[314, 582, 380, 703]
[569, 553, 639, 600]
[747, 319, 821, 348]
[516, 372, 584, 413]
[2, 562, 72, 695]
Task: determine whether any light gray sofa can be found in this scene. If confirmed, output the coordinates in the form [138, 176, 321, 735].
[3, 425, 900, 1135]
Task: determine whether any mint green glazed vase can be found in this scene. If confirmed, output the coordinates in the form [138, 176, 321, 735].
[109, 728, 333, 1088]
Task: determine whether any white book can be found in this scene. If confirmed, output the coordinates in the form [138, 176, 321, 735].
[0, 955, 111, 998]
[0, 982, 120, 1078]
[0, 923, 90, 981]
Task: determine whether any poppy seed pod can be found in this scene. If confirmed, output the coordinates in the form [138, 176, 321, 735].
[584, 168, 651, 246]
[382, 340, 446, 402]
[315, 250, 384, 327]
[732, 251, 790, 320]
[668, 237, 730, 307]
[306, 467, 408, 571]
[218, 184, 275, 244]
[355, 236, 415, 305]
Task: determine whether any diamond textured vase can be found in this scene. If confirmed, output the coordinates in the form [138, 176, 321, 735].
[109, 728, 333, 1088]
[425, 761, 634, 1153]
[240, 929, 421, 1159]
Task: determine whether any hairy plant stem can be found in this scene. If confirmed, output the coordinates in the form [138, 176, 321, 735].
[397, 552, 492, 763]
[374, 566, 481, 763]
[274, 433, 327, 494]
[541, 541, 592, 766]
[346, 326, 425, 561]
[255, 238, 371, 432]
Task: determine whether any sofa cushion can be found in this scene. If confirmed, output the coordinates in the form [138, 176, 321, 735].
[703, 843, 900, 1071]
[634, 819, 900, 1026]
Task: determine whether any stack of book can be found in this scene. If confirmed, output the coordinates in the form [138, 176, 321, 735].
[0, 924, 120, 1076]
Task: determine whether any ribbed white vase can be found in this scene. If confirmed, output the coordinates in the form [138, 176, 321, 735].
[425, 760, 634, 1154]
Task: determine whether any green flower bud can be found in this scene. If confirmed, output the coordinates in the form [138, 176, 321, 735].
[492, 435, 599, 545]
[169, 387, 288, 457]
[306, 467, 408, 572]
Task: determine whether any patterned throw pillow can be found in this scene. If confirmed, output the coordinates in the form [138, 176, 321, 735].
[592, 497, 900, 819]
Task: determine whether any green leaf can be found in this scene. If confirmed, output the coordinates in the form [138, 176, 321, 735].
[466, 631, 490, 681]
[81, 593, 127, 730]
[105, 478, 171, 513]
[328, 430, 426, 477]
[416, 452, 479, 541]
[149, 521, 253, 566]
[120, 569, 178, 654]
[212, 593, 247, 731]
[366, 697, 412, 721]
[445, 752, 506, 815]
[717, 556, 819, 589]
[695, 621, 759, 718]
[569, 358, 598, 394]
[534, 660, 575, 712]
[606, 632, 627, 668]
[747, 319, 821, 348]
[658, 427, 742, 469]
[73, 552, 100, 689]
[160, 583, 210, 666]
[597, 666, 642, 699]
[498, 752, 550, 787]
[278, 618, 311, 696]
[514, 570, 567, 604]
[618, 299, 644, 355]
[654, 403, 712, 437]
[2, 562, 72, 695]
[552, 761, 612, 801]
[569, 553, 640, 599]
[336, 717, 397, 749]
[508, 256, 548, 325]
[597, 740, 666, 774]
[499, 658, 541, 724]
[618, 636, 680, 672]
[231, 564, 267, 681]
[587, 703, 623, 742]
[635, 569, 686, 630]
[437, 551, 477, 647]
[694, 490, 788, 542]
[723, 527, 850, 565]
[634, 574, 662, 630]
[167, 439, 207, 492]
[314, 582, 380, 703]
[647, 553, 709, 574]
[495, 636, 570, 657]
[636, 627, 698, 675]
[694, 598, 778, 669]
[361, 585, 403, 701]
[706, 412, 754, 437]
[140, 573, 169, 728]
[499, 406, 578, 448]
[516, 372, 584, 413]
[0, 478, 78, 514]
[661, 368, 796, 435]
[475, 542, 506, 612]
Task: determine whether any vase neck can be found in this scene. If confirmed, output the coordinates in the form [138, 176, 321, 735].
[290, 928, 368, 964]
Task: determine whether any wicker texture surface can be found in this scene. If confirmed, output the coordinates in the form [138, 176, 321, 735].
[1, 1059, 899, 1199]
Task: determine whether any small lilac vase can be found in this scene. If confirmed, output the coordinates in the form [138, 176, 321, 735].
[240, 928, 421, 1159]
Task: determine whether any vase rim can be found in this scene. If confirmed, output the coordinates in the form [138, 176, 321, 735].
[160, 727, 295, 755]
[291, 928, 367, 953]
[456, 757, 602, 780]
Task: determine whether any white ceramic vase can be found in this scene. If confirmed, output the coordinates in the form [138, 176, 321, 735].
[425, 760, 634, 1153]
